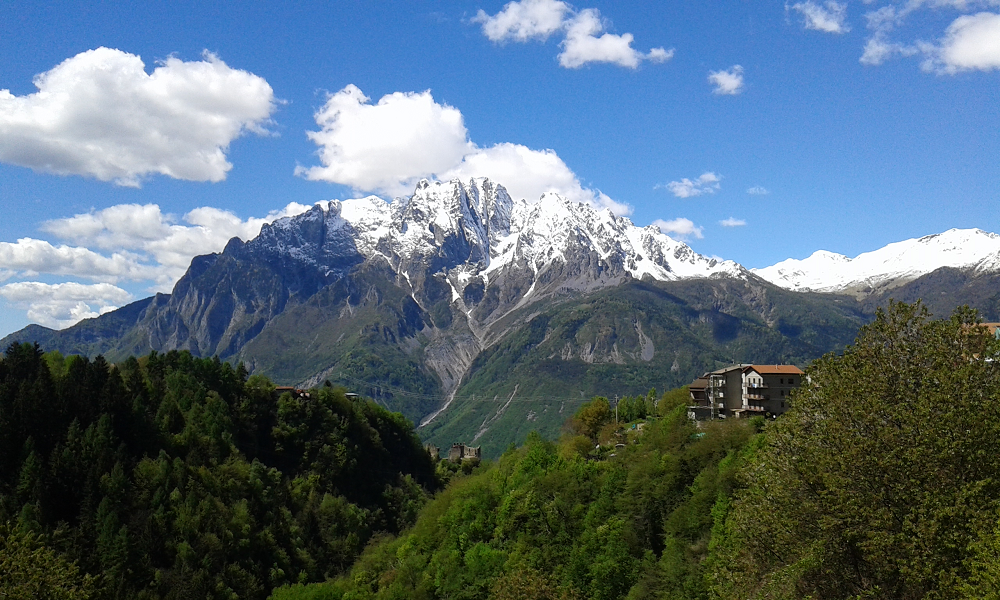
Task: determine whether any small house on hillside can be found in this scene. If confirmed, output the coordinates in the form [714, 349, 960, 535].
[687, 377, 712, 420]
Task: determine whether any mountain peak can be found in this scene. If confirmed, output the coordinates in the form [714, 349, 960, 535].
[250, 178, 739, 293]
[754, 227, 1000, 293]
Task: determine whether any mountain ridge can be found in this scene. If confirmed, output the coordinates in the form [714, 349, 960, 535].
[4, 180, 999, 454]
[753, 228, 1000, 294]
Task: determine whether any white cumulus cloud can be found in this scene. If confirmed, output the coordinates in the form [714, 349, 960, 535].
[0, 201, 314, 329]
[473, 0, 571, 42]
[559, 9, 674, 69]
[922, 12, 1000, 72]
[298, 85, 630, 214]
[0, 47, 276, 186]
[652, 218, 704, 240]
[0, 238, 155, 282]
[708, 66, 745, 95]
[473, 1, 672, 69]
[295, 85, 472, 197]
[789, 1, 851, 33]
[658, 172, 722, 198]
[861, 1, 1000, 69]
[747, 186, 770, 195]
[41, 202, 311, 290]
[0, 282, 133, 329]
[440, 142, 630, 215]
[720, 217, 747, 227]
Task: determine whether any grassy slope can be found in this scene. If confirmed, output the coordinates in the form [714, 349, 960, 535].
[422, 277, 867, 458]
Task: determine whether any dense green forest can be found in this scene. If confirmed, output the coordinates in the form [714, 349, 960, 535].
[0, 345, 438, 599]
[271, 386, 759, 600]
[8, 301, 1000, 599]
[271, 302, 1000, 600]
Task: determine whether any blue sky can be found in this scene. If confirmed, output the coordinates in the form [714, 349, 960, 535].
[0, 0, 998, 336]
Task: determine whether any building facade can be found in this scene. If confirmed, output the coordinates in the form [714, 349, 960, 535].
[688, 364, 804, 419]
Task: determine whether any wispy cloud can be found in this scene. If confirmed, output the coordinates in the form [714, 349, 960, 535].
[658, 172, 722, 198]
[788, 1, 851, 33]
[653, 218, 704, 240]
[720, 217, 747, 227]
[708, 65, 745, 95]
[747, 186, 770, 195]
[0, 48, 276, 186]
[473, 0, 673, 69]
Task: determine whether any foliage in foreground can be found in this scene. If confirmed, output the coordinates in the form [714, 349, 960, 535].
[713, 302, 1000, 599]
[12, 300, 1000, 599]
[272, 394, 759, 600]
[274, 301, 1000, 600]
[0, 345, 438, 599]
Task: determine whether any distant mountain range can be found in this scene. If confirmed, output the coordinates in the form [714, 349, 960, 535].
[754, 228, 1000, 295]
[4, 179, 999, 455]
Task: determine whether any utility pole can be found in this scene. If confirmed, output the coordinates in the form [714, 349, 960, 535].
[614, 395, 618, 424]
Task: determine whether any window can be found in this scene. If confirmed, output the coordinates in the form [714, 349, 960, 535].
[780, 378, 784, 384]
[789, 378, 794, 385]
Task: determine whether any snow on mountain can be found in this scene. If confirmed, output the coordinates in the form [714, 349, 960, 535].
[753, 228, 1000, 293]
[255, 177, 743, 287]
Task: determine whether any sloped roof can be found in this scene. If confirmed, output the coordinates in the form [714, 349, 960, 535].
[708, 363, 752, 375]
[745, 365, 804, 376]
[688, 377, 709, 390]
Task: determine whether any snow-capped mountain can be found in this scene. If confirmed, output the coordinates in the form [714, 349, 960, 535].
[753, 228, 1000, 294]
[255, 177, 744, 296]
[16, 177, 973, 455]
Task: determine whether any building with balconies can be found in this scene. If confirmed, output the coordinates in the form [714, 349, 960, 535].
[687, 363, 803, 420]
[738, 365, 803, 417]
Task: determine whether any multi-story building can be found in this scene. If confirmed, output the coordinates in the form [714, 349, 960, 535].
[740, 365, 803, 416]
[688, 364, 804, 419]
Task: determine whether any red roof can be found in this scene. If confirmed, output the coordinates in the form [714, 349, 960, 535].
[745, 365, 803, 376]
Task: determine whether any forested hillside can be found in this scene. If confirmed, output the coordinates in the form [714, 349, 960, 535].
[271, 302, 1000, 600]
[273, 390, 760, 600]
[8, 302, 1000, 599]
[0, 344, 438, 599]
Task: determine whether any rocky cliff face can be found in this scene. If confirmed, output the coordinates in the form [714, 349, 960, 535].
[136, 177, 745, 381]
